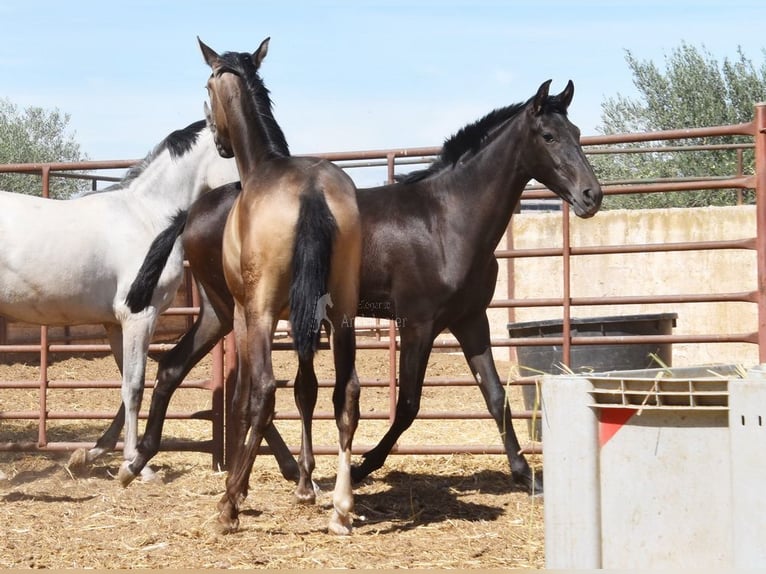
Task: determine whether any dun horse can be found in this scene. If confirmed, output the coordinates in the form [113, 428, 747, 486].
[121, 75, 602, 497]
[0, 121, 239, 480]
[191, 38, 362, 535]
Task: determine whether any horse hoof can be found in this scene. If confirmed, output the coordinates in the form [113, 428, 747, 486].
[217, 492, 246, 513]
[530, 477, 544, 498]
[293, 485, 317, 505]
[66, 448, 89, 473]
[514, 470, 544, 497]
[350, 464, 367, 484]
[117, 462, 137, 487]
[216, 514, 240, 535]
[328, 513, 353, 536]
[140, 465, 161, 484]
[294, 493, 316, 505]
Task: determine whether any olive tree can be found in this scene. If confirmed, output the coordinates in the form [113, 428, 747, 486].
[0, 98, 88, 198]
[592, 43, 766, 209]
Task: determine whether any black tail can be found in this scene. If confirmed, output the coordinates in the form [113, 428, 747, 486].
[289, 191, 338, 362]
[125, 209, 188, 313]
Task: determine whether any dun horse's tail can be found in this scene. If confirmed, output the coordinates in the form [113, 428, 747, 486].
[125, 209, 187, 313]
[290, 191, 338, 363]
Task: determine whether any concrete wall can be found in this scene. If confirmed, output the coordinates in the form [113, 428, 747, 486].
[488, 205, 759, 368]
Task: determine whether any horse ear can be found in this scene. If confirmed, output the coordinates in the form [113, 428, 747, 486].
[558, 80, 574, 109]
[532, 79, 553, 115]
[198, 37, 219, 68]
[253, 37, 270, 69]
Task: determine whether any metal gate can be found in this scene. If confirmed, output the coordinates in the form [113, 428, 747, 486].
[1, 105, 765, 467]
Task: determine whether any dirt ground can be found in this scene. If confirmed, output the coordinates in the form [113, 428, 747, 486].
[0, 346, 544, 569]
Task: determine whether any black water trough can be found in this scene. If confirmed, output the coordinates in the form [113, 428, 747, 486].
[507, 312, 678, 437]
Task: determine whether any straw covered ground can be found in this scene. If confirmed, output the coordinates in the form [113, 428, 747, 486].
[0, 346, 544, 569]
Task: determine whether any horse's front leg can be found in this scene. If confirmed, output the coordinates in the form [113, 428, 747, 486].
[450, 309, 542, 495]
[67, 404, 125, 471]
[351, 321, 434, 483]
[328, 320, 360, 535]
[217, 312, 276, 533]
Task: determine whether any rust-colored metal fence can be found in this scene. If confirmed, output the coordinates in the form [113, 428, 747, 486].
[1, 103, 765, 468]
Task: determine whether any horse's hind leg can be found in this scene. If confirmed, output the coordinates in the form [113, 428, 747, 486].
[119, 283, 236, 485]
[293, 357, 319, 503]
[327, 312, 360, 535]
[67, 324, 126, 471]
[118, 316, 156, 481]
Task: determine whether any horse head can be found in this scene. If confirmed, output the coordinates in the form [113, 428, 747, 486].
[521, 80, 602, 218]
[198, 36, 270, 159]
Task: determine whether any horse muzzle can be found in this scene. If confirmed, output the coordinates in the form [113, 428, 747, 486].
[571, 185, 603, 219]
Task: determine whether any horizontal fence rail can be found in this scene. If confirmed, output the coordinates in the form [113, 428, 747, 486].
[0, 106, 764, 468]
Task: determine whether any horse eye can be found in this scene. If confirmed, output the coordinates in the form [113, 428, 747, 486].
[543, 132, 555, 143]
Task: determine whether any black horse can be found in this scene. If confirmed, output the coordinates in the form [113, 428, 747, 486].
[110, 79, 602, 494]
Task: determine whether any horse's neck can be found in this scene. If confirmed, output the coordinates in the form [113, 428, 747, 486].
[228, 97, 281, 177]
[438, 130, 530, 253]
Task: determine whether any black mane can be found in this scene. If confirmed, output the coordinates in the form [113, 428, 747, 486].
[122, 120, 207, 182]
[441, 104, 524, 167]
[86, 120, 207, 195]
[396, 91, 569, 184]
[164, 120, 207, 158]
[214, 51, 290, 158]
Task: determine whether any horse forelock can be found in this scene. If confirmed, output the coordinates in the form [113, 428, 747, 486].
[535, 93, 570, 117]
[214, 51, 290, 158]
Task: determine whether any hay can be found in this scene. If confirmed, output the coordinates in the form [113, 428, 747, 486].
[0, 350, 544, 569]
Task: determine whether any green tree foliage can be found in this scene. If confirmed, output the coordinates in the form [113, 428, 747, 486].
[592, 43, 766, 209]
[0, 98, 88, 198]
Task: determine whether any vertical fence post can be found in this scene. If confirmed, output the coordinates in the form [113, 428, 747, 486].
[755, 104, 766, 363]
[38, 166, 52, 446]
[38, 326, 49, 447]
[561, 202, 572, 366]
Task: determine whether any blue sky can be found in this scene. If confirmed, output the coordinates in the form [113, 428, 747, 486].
[1, 0, 765, 166]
